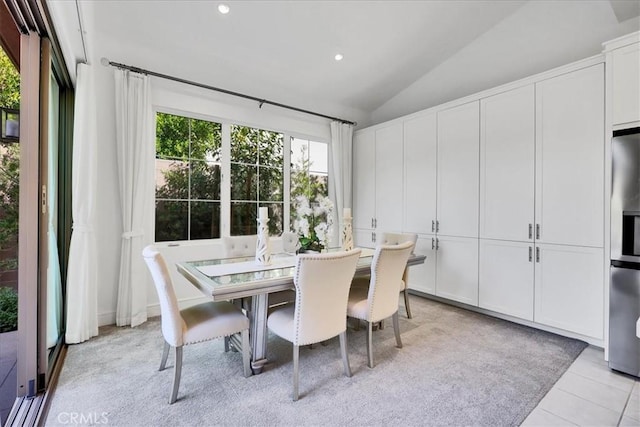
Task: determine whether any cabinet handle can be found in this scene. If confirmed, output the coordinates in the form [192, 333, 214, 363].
[436, 220, 440, 233]
[432, 220, 435, 233]
[528, 224, 533, 240]
[372, 232, 376, 243]
[371, 218, 374, 228]
[528, 246, 532, 262]
[435, 238, 439, 250]
[431, 238, 435, 250]
[536, 224, 540, 240]
[536, 247, 540, 263]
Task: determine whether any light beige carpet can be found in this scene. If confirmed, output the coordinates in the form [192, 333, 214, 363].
[45, 296, 586, 426]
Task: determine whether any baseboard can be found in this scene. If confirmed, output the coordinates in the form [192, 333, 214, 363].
[408, 290, 605, 348]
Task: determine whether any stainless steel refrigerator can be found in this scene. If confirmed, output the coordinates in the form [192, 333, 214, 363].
[609, 127, 640, 377]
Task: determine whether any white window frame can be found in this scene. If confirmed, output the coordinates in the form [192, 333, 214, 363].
[152, 108, 329, 244]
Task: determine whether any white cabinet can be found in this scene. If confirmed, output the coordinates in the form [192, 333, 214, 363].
[406, 235, 436, 295]
[611, 41, 640, 126]
[480, 85, 535, 242]
[375, 124, 404, 233]
[479, 239, 534, 321]
[353, 130, 375, 231]
[435, 236, 479, 306]
[353, 123, 403, 238]
[534, 244, 604, 339]
[535, 64, 604, 248]
[353, 229, 375, 249]
[404, 114, 437, 235]
[437, 101, 480, 238]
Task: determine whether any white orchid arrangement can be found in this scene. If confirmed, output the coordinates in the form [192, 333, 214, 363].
[292, 194, 334, 252]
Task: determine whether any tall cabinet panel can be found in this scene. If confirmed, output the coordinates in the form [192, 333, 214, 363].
[375, 124, 404, 233]
[353, 130, 375, 232]
[480, 85, 535, 241]
[535, 64, 604, 248]
[404, 114, 437, 234]
[437, 102, 480, 238]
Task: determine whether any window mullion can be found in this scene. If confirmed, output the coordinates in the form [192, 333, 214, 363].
[221, 123, 231, 238]
[283, 133, 291, 232]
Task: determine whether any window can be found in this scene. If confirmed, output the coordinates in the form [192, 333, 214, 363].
[230, 125, 284, 236]
[155, 112, 308, 242]
[155, 113, 222, 241]
[290, 137, 329, 222]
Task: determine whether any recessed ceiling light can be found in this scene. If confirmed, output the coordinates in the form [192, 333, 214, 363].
[218, 4, 230, 14]
[334, 53, 344, 61]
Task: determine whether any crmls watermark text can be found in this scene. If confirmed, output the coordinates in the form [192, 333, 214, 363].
[56, 412, 109, 424]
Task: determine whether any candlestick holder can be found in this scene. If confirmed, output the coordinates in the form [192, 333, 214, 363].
[342, 215, 353, 251]
[256, 216, 271, 265]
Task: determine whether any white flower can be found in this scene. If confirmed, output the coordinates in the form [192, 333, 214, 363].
[294, 217, 310, 237]
[314, 222, 328, 246]
[295, 195, 313, 218]
[293, 194, 334, 249]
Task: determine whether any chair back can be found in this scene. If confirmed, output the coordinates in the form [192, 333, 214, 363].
[142, 245, 186, 347]
[222, 235, 258, 258]
[281, 232, 300, 253]
[367, 241, 415, 322]
[379, 232, 418, 253]
[292, 249, 361, 345]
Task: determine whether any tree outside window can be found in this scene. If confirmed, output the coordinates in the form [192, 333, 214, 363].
[230, 125, 284, 236]
[154, 114, 290, 241]
[0, 46, 19, 332]
[155, 113, 222, 242]
[290, 137, 329, 227]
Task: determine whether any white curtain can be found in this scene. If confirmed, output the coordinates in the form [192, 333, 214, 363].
[114, 69, 153, 327]
[65, 63, 99, 344]
[330, 121, 354, 243]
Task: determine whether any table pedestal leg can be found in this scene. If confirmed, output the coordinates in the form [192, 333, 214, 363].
[249, 293, 269, 373]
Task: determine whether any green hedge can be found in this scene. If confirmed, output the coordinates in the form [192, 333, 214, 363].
[0, 287, 17, 332]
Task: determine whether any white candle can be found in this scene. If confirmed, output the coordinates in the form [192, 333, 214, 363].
[259, 207, 268, 220]
[343, 208, 352, 219]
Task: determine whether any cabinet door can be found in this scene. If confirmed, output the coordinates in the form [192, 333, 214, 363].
[435, 236, 479, 306]
[404, 114, 437, 234]
[353, 228, 375, 249]
[407, 235, 436, 295]
[534, 244, 604, 339]
[480, 86, 535, 242]
[375, 123, 403, 233]
[353, 130, 375, 230]
[437, 102, 480, 238]
[479, 239, 534, 321]
[535, 64, 604, 247]
[612, 42, 640, 126]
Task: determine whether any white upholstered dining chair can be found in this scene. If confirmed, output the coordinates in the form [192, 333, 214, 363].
[222, 235, 258, 258]
[377, 232, 418, 318]
[142, 245, 251, 404]
[280, 231, 300, 253]
[267, 248, 362, 401]
[347, 241, 414, 368]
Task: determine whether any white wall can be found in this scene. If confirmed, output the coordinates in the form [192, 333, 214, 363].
[92, 64, 336, 326]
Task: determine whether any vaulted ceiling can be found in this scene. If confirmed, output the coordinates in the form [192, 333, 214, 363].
[47, 0, 639, 127]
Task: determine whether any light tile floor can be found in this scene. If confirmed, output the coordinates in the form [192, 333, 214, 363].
[523, 346, 640, 426]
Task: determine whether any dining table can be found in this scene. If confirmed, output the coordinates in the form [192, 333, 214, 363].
[176, 247, 426, 374]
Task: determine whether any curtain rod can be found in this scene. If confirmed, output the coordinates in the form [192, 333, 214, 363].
[100, 58, 357, 126]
